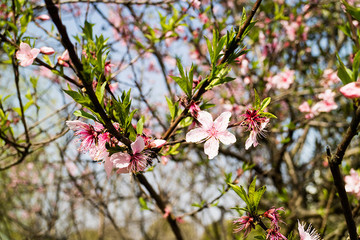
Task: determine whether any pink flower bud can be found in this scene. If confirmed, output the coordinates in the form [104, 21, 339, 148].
[36, 14, 51, 21]
[40, 47, 55, 55]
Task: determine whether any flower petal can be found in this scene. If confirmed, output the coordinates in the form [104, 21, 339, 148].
[214, 111, 231, 132]
[340, 82, 360, 99]
[197, 111, 213, 130]
[245, 131, 257, 150]
[103, 156, 113, 179]
[218, 131, 236, 145]
[204, 137, 219, 159]
[150, 139, 167, 148]
[20, 42, 31, 52]
[66, 120, 88, 131]
[131, 136, 145, 154]
[111, 152, 131, 168]
[186, 128, 208, 142]
[30, 48, 40, 58]
[116, 167, 130, 174]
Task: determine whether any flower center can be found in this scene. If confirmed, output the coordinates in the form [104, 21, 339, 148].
[207, 126, 218, 137]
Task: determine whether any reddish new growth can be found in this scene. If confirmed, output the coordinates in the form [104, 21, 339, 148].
[233, 214, 255, 238]
[241, 109, 269, 149]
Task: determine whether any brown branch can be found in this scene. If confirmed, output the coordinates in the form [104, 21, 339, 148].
[36, 0, 175, 7]
[45, 0, 131, 147]
[327, 146, 358, 240]
[136, 174, 184, 240]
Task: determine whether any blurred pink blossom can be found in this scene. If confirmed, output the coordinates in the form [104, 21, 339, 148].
[36, 14, 50, 21]
[345, 168, 360, 198]
[340, 82, 360, 99]
[16, 42, 40, 67]
[321, 69, 340, 87]
[40, 47, 55, 55]
[266, 70, 295, 90]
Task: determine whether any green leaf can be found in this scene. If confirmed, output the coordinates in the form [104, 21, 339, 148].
[253, 186, 266, 211]
[136, 116, 145, 135]
[254, 89, 260, 109]
[260, 97, 271, 111]
[353, 50, 360, 81]
[338, 24, 352, 38]
[205, 36, 214, 62]
[229, 183, 249, 206]
[179, 116, 193, 128]
[82, 21, 95, 40]
[248, 177, 257, 203]
[73, 110, 97, 121]
[260, 112, 277, 119]
[95, 81, 107, 105]
[173, 58, 192, 97]
[63, 89, 93, 107]
[139, 197, 149, 210]
[342, 0, 360, 21]
[165, 96, 176, 120]
[336, 53, 353, 85]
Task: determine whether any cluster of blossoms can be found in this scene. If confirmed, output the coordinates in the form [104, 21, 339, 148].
[344, 168, 360, 198]
[185, 107, 271, 159]
[234, 207, 322, 239]
[298, 90, 338, 119]
[66, 120, 166, 177]
[266, 69, 295, 90]
[15, 42, 69, 67]
[233, 207, 287, 239]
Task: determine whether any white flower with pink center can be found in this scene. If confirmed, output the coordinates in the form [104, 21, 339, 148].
[186, 111, 236, 159]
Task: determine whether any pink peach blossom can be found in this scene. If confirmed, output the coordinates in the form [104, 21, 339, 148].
[186, 111, 236, 159]
[321, 69, 340, 87]
[264, 207, 284, 227]
[111, 136, 149, 173]
[16, 42, 40, 67]
[266, 226, 287, 240]
[66, 120, 96, 153]
[298, 101, 311, 113]
[233, 214, 255, 237]
[241, 109, 270, 150]
[340, 82, 360, 99]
